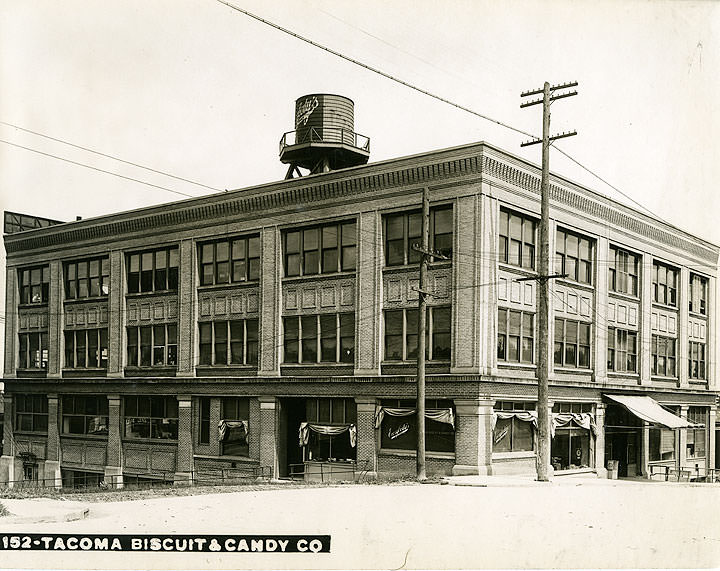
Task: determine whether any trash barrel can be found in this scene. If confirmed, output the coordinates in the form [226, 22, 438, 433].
[607, 460, 619, 480]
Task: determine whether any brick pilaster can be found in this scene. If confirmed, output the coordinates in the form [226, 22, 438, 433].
[47, 261, 63, 377]
[210, 397, 222, 456]
[355, 211, 381, 375]
[259, 227, 281, 376]
[176, 396, 193, 477]
[2, 394, 14, 456]
[640, 253, 653, 386]
[594, 237, 610, 382]
[709, 407, 717, 471]
[258, 396, 277, 477]
[106, 395, 122, 467]
[451, 195, 480, 374]
[249, 397, 261, 460]
[678, 405, 689, 471]
[177, 239, 196, 374]
[46, 394, 60, 462]
[4, 267, 17, 377]
[478, 191, 497, 376]
[678, 266, 690, 389]
[452, 397, 494, 476]
[354, 398, 377, 478]
[107, 250, 124, 376]
[594, 403, 607, 477]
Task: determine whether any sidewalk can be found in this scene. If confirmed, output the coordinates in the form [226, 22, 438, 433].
[442, 471, 717, 487]
[0, 498, 90, 525]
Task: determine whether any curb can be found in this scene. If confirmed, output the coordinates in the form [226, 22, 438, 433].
[0, 507, 90, 525]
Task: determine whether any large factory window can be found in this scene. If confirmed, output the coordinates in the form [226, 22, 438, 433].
[553, 319, 591, 369]
[689, 273, 708, 315]
[127, 247, 179, 293]
[18, 332, 49, 369]
[555, 228, 594, 285]
[492, 401, 535, 453]
[607, 327, 637, 373]
[652, 261, 678, 307]
[384, 307, 451, 362]
[688, 341, 706, 379]
[126, 324, 177, 367]
[379, 399, 455, 454]
[61, 395, 108, 435]
[220, 398, 250, 457]
[199, 235, 260, 286]
[19, 265, 50, 305]
[609, 246, 640, 296]
[651, 335, 676, 377]
[497, 308, 534, 364]
[64, 328, 108, 369]
[15, 394, 48, 433]
[302, 398, 357, 462]
[198, 319, 258, 366]
[384, 206, 453, 266]
[499, 209, 536, 269]
[283, 313, 355, 364]
[123, 396, 178, 440]
[283, 220, 356, 277]
[64, 257, 110, 299]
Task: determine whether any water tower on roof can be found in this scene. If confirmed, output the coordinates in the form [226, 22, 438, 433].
[279, 94, 370, 179]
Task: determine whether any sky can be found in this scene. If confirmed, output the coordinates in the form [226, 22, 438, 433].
[0, 0, 719, 373]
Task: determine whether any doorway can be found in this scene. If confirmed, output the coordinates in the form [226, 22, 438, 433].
[604, 404, 642, 477]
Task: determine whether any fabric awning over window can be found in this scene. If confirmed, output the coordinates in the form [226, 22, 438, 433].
[374, 407, 455, 429]
[604, 394, 691, 428]
[298, 422, 357, 448]
[218, 419, 248, 441]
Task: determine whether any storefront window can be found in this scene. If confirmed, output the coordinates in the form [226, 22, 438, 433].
[649, 428, 676, 462]
[379, 399, 455, 453]
[551, 428, 590, 470]
[492, 401, 535, 453]
[686, 407, 706, 459]
[303, 398, 357, 462]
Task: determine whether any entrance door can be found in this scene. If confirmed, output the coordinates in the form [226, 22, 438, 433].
[278, 398, 306, 478]
[605, 430, 639, 477]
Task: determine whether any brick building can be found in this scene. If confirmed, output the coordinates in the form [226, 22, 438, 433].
[1, 104, 718, 486]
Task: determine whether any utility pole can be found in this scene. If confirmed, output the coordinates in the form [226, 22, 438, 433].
[416, 187, 430, 481]
[412, 186, 449, 481]
[520, 81, 577, 481]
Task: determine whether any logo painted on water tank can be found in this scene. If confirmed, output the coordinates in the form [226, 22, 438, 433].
[296, 96, 319, 127]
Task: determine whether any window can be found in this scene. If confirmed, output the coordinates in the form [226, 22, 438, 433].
[64, 329, 108, 369]
[553, 319, 591, 369]
[126, 324, 177, 367]
[609, 246, 640, 296]
[649, 407, 676, 462]
[492, 401, 535, 452]
[221, 398, 249, 456]
[199, 235, 260, 286]
[124, 396, 178, 439]
[198, 319, 259, 366]
[384, 307, 451, 361]
[64, 257, 110, 299]
[15, 394, 48, 433]
[199, 397, 210, 445]
[499, 209, 536, 269]
[497, 308, 534, 363]
[552, 402, 593, 414]
[384, 206, 453, 266]
[689, 274, 708, 315]
[62, 395, 108, 435]
[18, 332, 49, 369]
[127, 247, 179, 293]
[688, 341, 706, 380]
[379, 399, 455, 454]
[652, 261, 678, 307]
[284, 221, 356, 277]
[686, 407, 706, 459]
[19, 265, 49, 304]
[651, 335, 676, 377]
[303, 398, 358, 461]
[555, 228, 594, 284]
[283, 313, 355, 364]
[607, 327, 637, 373]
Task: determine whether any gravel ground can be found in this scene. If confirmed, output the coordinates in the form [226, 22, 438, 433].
[1, 479, 719, 570]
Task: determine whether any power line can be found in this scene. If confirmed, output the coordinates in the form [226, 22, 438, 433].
[214, 0, 533, 140]
[215, 0, 689, 240]
[0, 139, 195, 199]
[0, 121, 223, 193]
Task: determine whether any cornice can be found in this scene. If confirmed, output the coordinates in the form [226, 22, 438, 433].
[5, 141, 718, 265]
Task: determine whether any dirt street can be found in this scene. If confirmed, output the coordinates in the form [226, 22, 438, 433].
[1, 479, 719, 570]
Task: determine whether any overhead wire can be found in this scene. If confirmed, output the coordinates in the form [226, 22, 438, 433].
[0, 121, 222, 193]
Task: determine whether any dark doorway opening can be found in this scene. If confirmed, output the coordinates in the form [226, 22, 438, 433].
[605, 404, 642, 477]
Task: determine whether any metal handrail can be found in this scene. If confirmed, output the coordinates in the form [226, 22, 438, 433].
[279, 127, 371, 154]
